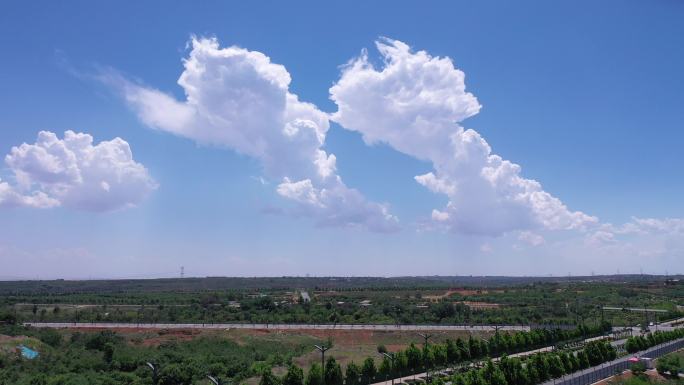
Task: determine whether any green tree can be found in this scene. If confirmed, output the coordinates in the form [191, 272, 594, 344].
[468, 337, 481, 358]
[456, 338, 470, 361]
[406, 343, 422, 373]
[577, 350, 590, 369]
[483, 360, 508, 385]
[452, 374, 466, 385]
[379, 357, 392, 380]
[345, 361, 362, 385]
[548, 354, 565, 378]
[103, 342, 114, 366]
[325, 357, 343, 385]
[261, 369, 281, 385]
[283, 365, 305, 385]
[38, 328, 62, 348]
[531, 354, 550, 381]
[445, 339, 460, 364]
[306, 363, 324, 385]
[656, 355, 681, 377]
[361, 358, 377, 384]
[159, 363, 192, 385]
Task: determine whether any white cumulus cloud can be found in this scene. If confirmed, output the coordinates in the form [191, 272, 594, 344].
[0, 178, 58, 209]
[330, 38, 596, 236]
[110, 37, 398, 232]
[2, 130, 157, 211]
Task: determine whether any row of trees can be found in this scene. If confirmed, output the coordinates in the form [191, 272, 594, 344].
[624, 329, 684, 353]
[261, 341, 618, 385]
[351, 324, 611, 382]
[449, 341, 617, 385]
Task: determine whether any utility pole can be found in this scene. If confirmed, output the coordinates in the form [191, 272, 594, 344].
[208, 375, 227, 385]
[381, 352, 396, 385]
[417, 332, 433, 349]
[314, 344, 330, 384]
[644, 305, 648, 332]
[417, 333, 433, 382]
[146, 362, 159, 385]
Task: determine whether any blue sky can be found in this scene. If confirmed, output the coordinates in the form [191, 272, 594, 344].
[1, 0, 683, 279]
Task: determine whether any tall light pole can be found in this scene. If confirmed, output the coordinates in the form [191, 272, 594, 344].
[208, 375, 227, 385]
[146, 362, 159, 385]
[417, 333, 433, 349]
[315, 344, 330, 384]
[417, 333, 433, 382]
[381, 352, 396, 385]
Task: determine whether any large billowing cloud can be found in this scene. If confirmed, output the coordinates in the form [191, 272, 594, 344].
[110, 37, 398, 232]
[2, 130, 157, 211]
[331, 38, 597, 236]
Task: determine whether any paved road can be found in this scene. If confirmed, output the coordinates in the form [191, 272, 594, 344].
[24, 322, 530, 332]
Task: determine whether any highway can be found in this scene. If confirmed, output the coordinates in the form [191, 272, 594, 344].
[24, 322, 531, 332]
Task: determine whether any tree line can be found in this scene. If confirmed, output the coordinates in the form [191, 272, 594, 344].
[624, 329, 684, 353]
[262, 340, 618, 385]
[261, 324, 613, 385]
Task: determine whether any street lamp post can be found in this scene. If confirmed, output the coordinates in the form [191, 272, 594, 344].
[315, 345, 331, 384]
[417, 333, 432, 382]
[208, 375, 228, 385]
[417, 333, 433, 349]
[146, 362, 159, 385]
[381, 352, 396, 385]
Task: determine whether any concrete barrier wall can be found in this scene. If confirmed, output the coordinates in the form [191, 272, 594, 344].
[23, 322, 530, 332]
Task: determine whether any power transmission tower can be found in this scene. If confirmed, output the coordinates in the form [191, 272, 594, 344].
[180, 266, 185, 279]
